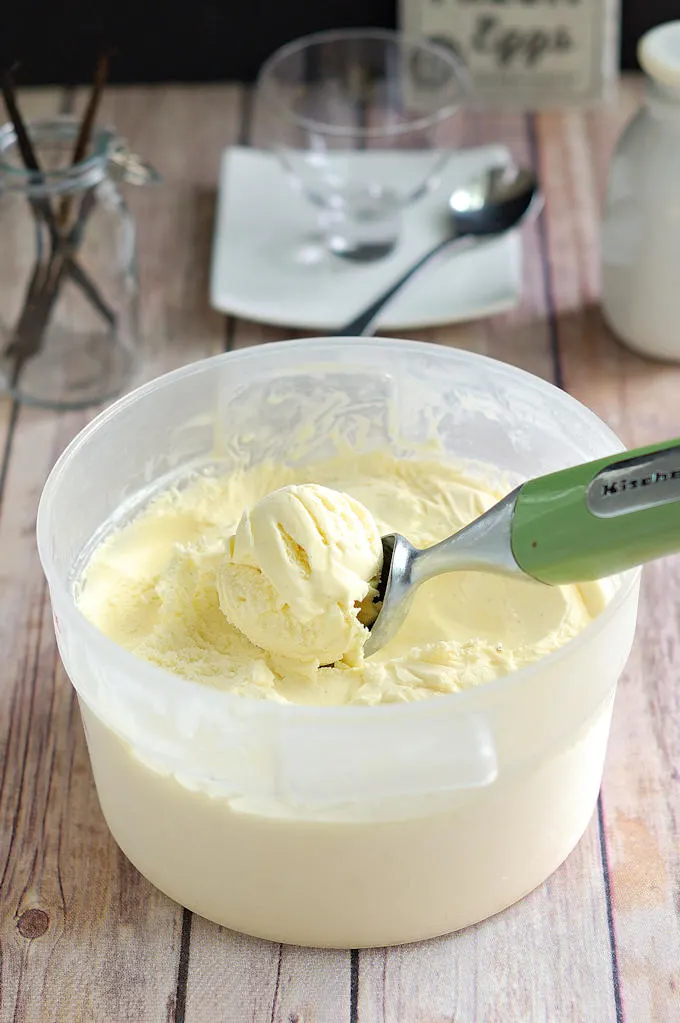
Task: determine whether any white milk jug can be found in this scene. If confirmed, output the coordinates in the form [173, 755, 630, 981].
[602, 21, 680, 361]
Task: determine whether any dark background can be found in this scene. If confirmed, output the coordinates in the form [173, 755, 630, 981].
[1, 0, 677, 86]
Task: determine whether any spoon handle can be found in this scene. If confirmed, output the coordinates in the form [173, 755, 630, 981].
[511, 437, 680, 584]
[336, 234, 471, 337]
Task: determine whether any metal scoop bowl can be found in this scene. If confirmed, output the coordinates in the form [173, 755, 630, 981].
[364, 438, 680, 657]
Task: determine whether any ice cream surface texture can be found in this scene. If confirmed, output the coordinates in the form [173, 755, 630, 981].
[217, 483, 382, 666]
[78, 451, 604, 706]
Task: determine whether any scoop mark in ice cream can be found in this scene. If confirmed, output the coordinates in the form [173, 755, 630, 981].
[278, 526, 312, 576]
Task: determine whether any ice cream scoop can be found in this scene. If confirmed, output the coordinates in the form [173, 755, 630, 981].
[217, 483, 382, 665]
[366, 438, 680, 656]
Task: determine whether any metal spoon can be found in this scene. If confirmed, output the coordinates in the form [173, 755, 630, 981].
[338, 165, 541, 337]
[364, 437, 680, 656]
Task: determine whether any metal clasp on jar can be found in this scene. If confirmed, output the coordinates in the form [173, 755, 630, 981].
[108, 139, 163, 186]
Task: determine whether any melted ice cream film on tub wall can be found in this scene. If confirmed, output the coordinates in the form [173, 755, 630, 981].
[217, 483, 382, 666]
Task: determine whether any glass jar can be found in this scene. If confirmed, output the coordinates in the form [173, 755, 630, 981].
[601, 22, 680, 361]
[0, 117, 159, 409]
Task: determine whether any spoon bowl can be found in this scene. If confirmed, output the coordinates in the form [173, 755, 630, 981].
[338, 165, 541, 336]
[448, 166, 540, 234]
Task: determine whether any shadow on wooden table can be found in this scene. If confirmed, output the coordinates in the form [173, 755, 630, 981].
[556, 303, 680, 443]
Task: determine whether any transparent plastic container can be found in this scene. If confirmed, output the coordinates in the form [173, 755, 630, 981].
[37, 338, 640, 948]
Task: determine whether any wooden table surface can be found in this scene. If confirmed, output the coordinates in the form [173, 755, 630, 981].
[1, 77, 679, 1023]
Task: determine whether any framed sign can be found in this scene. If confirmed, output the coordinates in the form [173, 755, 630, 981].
[400, 0, 621, 107]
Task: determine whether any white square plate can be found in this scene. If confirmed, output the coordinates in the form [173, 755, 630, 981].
[210, 146, 522, 331]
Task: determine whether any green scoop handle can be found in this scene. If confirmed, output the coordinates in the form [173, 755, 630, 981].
[511, 437, 680, 584]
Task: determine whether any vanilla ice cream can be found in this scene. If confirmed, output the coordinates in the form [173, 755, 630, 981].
[78, 452, 603, 707]
[217, 483, 382, 666]
[72, 448, 628, 945]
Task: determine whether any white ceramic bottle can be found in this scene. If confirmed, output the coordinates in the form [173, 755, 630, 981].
[601, 21, 680, 361]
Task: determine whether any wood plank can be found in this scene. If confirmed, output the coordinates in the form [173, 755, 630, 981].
[0, 90, 66, 478]
[182, 87, 353, 1023]
[354, 109, 618, 1023]
[231, 319, 304, 351]
[87, 83, 236, 379]
[359, 832, 614, 1023]
[185, 917, 351, 1023]
[0, 90, 74, 1020]
[536, 77, 680, 1022]
[0, 85, 242, 1022]
[586, 75, 645, 202]
[408, 109, 556, 384]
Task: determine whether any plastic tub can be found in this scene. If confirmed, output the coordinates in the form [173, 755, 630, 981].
[37, 338, 640, 948]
